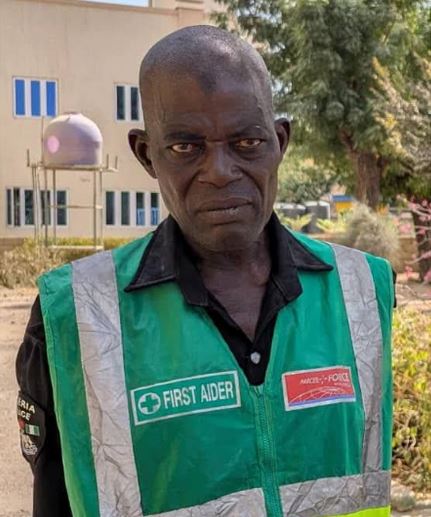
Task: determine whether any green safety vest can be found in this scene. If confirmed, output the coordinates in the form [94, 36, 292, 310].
[38, 231, 394, 517]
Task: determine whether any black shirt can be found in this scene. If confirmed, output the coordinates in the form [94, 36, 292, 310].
[16, 213, 333, 516]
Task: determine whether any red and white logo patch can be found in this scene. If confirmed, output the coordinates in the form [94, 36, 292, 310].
[282, 366, 356, 411]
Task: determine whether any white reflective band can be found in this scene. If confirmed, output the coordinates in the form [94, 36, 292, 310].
[280, 470, 391, 516]
[73, 252, 143, 517]
[150, 487, 266, 517]
[331, 244, 383, 472]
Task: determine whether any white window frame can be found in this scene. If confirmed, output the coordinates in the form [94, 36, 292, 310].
[6, 187, 68, 228]
[104, 190, 157, 227]
[114, 84, 143, 122]
[150, 192, 160, 226]
[105, 190, 117, 226]
[135, 191, 146, 227]
[12, 77, 58, 119]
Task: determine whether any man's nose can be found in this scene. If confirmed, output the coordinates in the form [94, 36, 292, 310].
[198, 143, 242, 187]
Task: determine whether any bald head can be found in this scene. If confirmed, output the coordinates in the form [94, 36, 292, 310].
[139, 25, 273, 132]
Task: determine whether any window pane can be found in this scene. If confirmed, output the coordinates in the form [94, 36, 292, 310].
[31, 80, 41, 117]
[116, 86, 125, 120]
[46, 81, 57, 117]
[151, 192, 159, 226]
[13, 188, 21, 226]
[131, 87, 139, 121]
[136, 192, 145, 226]
[121, 192, 130, 225]
[106, 191, 115, 225]
[14, 79, 25, 116]
[6, 189, 12, 225]
[57, 190, 67, 226]
[24, 190, 34, 225]
[41, 190, 51, 225]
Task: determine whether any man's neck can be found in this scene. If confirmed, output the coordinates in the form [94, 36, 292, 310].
[187, 230, 270, 272]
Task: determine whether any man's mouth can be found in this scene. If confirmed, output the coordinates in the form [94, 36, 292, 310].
[196, 198, 252, 223]
[197, 197, 251, 212]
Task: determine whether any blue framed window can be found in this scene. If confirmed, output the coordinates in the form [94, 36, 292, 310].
[24, 190, 34, 225]
[40, 190, 51, 226]
[46, 81, 57, 117]
[6, 188, 22, 226]
[15, 80, 25, 116]
[115, 84, 142, 121]
[30, 81, 41, 117]
[131, 87, 139, 121]
[6, 189, 12, 225]
[136, 192, 145, 226]
[106, 191, 115, 225]
[56, 190, 67, 226]
[121, 192, 130, 225]
[13, 78, 58, 118]
[151, 192, 160, 226]
[6, 187, 66, 226]
[116, 86, 125, 121]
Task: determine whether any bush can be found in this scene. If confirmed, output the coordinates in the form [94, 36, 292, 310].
[276, 213, 312, 231]
[392, 307, 431, 491]
[0, 237, 136, 288]
[342, 204, 400, 267]
[0, 240, 63, 288]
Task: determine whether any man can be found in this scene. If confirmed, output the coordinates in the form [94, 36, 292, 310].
[17, 26, 394, 517]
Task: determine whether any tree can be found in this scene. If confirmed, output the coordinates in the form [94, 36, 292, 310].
[213, 0, 430, 209]
[375, 56, 431, 280]
[277, 146, 342, 204]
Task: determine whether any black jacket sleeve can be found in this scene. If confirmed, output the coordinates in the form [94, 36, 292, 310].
[16, 296, 72, 517]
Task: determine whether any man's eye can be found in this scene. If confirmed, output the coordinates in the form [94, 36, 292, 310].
[235, 139, 263, 149]
[170, 143, 198, 153]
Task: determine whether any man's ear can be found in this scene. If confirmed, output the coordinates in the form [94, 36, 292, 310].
[128, 129, 156, 178]
[274, 118, 290, 157]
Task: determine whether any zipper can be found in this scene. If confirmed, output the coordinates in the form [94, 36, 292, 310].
[252, 385, 283, 517]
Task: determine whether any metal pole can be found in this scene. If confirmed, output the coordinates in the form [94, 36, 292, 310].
[93, 170, 97, 249]
[53, 169, 57, 247]
[31, 165, 37, 241]
[35, 167, 41, 247]
[99, 169, 103, 248]
[43, 167, 49, 247]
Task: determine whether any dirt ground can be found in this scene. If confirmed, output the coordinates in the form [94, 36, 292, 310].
[0, 278, 430, 516]
[0, 288, 34, 517]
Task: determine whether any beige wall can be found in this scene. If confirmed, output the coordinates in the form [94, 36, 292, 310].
[0, 0, 216, 239]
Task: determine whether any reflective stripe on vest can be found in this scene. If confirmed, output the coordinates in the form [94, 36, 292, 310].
[73, 251, 143, 517]
[71, 243, 389, 517]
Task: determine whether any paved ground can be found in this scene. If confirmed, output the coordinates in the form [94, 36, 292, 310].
[0, 284, 430, 516]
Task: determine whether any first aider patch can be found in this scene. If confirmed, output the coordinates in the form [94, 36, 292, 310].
[17, 392, 46, 465]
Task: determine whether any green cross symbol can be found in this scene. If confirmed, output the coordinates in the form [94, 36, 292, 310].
[138, 393, 161, 415]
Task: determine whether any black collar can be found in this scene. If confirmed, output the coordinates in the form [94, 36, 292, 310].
[125, 213, 332, 305]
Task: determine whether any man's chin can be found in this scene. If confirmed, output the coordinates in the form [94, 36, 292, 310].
[198, 224, 263, 253]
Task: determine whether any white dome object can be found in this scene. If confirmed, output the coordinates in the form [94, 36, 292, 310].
[42, 112, 103, 168]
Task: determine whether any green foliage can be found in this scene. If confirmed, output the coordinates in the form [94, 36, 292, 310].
[0, 240, 63, 289]
[342, 204, 400, 266]
[277, 147, 341, 204]
[392, 307, 431, 491]
[213, 0, 431, 206]
[276, 212, 312, 231]
[316, 215, 347, 234]
[0, 237, 136, 288]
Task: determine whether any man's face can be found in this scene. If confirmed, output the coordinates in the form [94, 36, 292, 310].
[135, 73, 289, 252]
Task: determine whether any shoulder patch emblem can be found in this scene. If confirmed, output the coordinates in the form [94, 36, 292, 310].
[17, 392, 46, 465]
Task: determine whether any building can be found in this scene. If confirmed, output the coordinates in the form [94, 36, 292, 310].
[0, 0, 218, 244]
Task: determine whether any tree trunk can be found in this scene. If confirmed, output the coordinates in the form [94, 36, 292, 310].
[411, 204, 431, 282]
[353, 151, 382, 210]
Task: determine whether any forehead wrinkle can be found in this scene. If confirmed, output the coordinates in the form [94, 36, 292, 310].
[160, 108, 268, 139]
